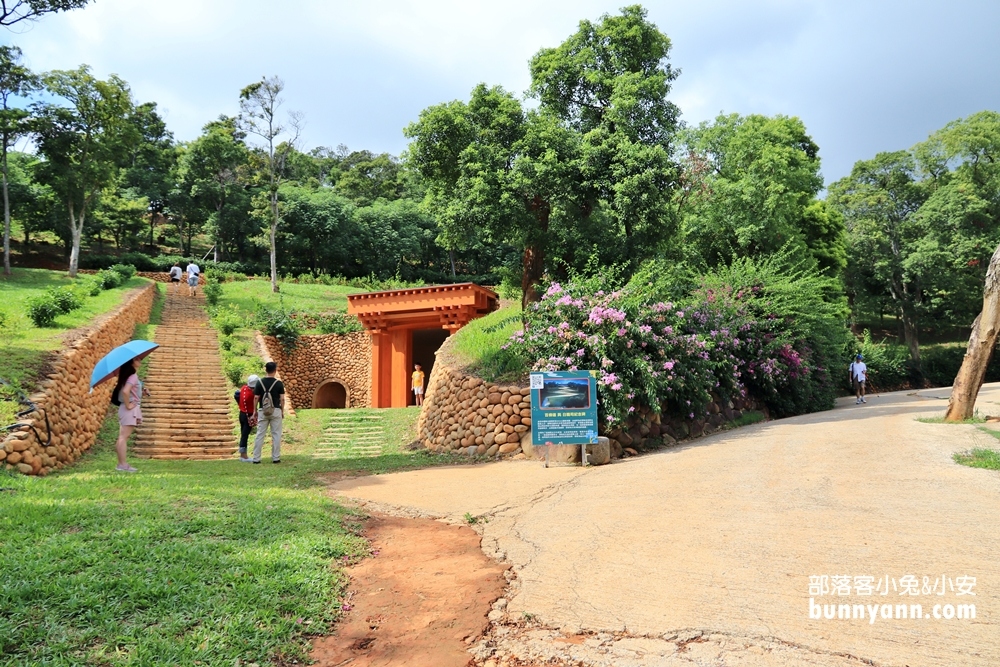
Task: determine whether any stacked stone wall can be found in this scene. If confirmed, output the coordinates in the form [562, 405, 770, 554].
[77, 269, 202, 284]
[257, 332, 371, 410]
[1, 282, 157, 475]
[418, 335, 766, 461]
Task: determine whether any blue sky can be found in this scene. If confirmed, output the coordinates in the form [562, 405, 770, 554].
[4, 0, 998, 183]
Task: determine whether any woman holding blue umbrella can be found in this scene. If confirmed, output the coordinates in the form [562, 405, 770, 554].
[110, 358, 149, 472]
[90, 340, 158, 473]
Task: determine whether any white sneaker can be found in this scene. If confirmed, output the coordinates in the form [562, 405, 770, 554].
[861, 398, 867, 403]
[239, 457, 254, 463]
[855, 398, 861, 404]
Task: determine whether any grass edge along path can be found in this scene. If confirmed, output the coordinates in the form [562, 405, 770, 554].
[0, 269, 151, 425]
[952, 427, 1000, 471]
[0, 291, 463, 666]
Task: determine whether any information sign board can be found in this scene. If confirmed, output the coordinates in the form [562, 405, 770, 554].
[529, 370, 599, 446]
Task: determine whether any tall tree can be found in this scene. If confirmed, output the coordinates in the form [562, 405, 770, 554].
[407, 85, 581, 308]
[528, 4, 681, 264]
[0, 0, 90, 26]
[238, 76, 300, 292]
[122, 101, 176, 250]
[33, 67, 137, 277]
[0, 45, 37, 276]
[178, 116, 250, 261]
[679, 113, 825, 269]
[829, 152, 928, 364]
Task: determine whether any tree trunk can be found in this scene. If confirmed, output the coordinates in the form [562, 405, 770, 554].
[449, 248, 456, 278]
[67, 201, 82, 278]
[522, 197, 550, 310]
[521, 244, 544, 311]
[269, 208, 279, 294]
[2, 145, 10, 277]
[901, 309, 920, 366]
[945, 243, 1000, 421]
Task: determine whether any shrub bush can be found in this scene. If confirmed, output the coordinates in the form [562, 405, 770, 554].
[109, 263, 136, 280]
[211, 306, 244, 336]
[46, 286, 83, 314]
[507, 256, 850, 425]
[316, 312, 364, 335]
[202, 280, 222, 306]
[96, 269, 123, 290]
[254, 303, 301, 351]
[26, 294, 61, 327]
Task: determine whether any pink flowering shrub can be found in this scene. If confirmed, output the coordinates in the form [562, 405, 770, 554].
[507, 260, 848, 425]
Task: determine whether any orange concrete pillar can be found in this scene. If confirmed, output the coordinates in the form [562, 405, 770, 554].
[371, 332, 393, 408]
[390, 328, 412, 408]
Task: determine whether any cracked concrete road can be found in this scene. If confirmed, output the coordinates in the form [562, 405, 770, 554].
[329, 385, 1000, 666]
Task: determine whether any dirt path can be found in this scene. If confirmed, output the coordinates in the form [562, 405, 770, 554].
[310, 515, 507, 667]
[329, 385, 1000, 667]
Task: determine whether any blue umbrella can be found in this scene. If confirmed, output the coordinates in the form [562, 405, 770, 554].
[89, 340, 159, 391]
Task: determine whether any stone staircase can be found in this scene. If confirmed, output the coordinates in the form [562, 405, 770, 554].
[133, 290, 237, 460]
[314, 412, 386, 459]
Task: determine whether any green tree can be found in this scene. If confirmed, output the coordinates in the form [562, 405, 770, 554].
[178, 116, 251, 261]
[0, 46, 39, 276]
[0, 45, 37, 275]
[0, 0, 90, 26]
[529, 4, 681, 263]
[122, 101, 176, 250]
[679, 113, 825, 269]
[407, 85, 581, 307]
[238, 76, 301, 292]
[334, 150, 408, 206]
[33, 66, 137, 277]
[277, 185, 356, 275]
[829, 151, 928, 363]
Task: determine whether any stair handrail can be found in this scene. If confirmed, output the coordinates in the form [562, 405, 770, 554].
[0, 377, 53, 447]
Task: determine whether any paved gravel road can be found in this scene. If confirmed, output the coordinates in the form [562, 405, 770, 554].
[331, 385, 1000, 666]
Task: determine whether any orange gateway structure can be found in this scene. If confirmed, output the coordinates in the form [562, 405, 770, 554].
[347, 283, 499, 408]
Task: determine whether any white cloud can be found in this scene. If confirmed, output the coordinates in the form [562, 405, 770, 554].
[2, 0, 998, 181]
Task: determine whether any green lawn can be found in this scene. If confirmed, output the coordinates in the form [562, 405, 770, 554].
[446, 304, 526, 382]
[218, 280, 364, 322]
[0, 268, 151, 426]
[0, 396, 465, 666]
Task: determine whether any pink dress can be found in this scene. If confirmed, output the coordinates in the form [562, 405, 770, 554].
[118, 374, 143, 426]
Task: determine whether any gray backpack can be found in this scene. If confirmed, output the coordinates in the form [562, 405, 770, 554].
[260, 378, 278, 417]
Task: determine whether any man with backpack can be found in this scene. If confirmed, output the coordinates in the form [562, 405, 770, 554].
[252, 362, 285, 463]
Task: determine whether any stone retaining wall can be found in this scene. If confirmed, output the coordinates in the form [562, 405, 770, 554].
[257, 332, 371, 410]
[1, 281, 157, 475]
[417, 335, 765, 461]
[78, 270, 202, 284]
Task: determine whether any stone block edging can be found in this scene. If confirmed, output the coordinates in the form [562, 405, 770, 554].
[417, 335, 765, 461]
[1, 281, 157, 475]
[256, 332, 370, 411]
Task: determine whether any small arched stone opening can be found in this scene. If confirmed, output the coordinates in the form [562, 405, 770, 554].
[313, 379, 349, 409]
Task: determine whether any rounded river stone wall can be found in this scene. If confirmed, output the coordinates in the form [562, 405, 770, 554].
[1, 282, 157, 476]
[258, 332, 371, 410]
[418, 335, 765, 461]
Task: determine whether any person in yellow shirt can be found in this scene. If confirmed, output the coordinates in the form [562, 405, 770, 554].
[412, 363, 425, 406]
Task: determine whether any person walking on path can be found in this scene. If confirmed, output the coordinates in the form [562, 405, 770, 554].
[252, 362, 285, 464]
[111, 358, 149, 472]
[168, 262, 182, 293]
[850, 353, 868, 404]
[235, 374, 259, 461]
[185, 260, 200, 297]
[412, 363, 425, 406]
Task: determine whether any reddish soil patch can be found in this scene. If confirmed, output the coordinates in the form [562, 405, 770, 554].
[310, 515, 508, 667]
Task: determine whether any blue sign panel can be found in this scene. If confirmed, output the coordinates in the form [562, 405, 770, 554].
[529, 370, 599, 446]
